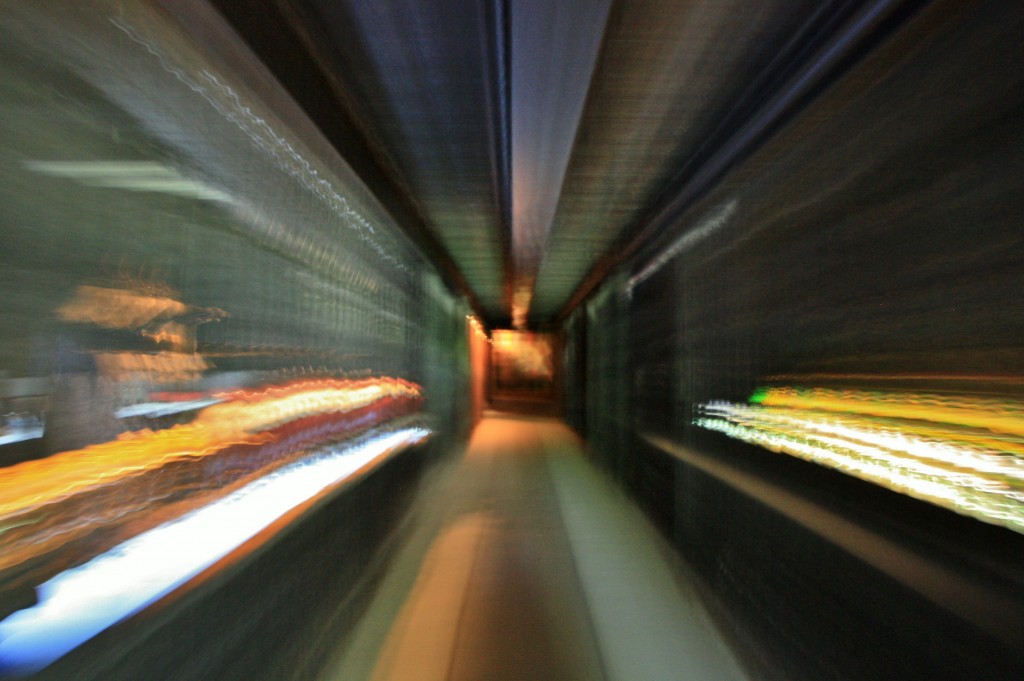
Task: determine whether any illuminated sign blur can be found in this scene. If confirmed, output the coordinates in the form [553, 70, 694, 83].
[0, 427, 429, 674]
[491, 330, 555, 395]
[696, 386, 1024, 534]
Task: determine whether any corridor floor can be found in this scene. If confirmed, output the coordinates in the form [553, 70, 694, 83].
[321, 413, 748, 681]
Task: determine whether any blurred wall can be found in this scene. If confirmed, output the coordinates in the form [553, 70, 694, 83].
[0, 0, 474, 452]
[564, 2, 1024, 679]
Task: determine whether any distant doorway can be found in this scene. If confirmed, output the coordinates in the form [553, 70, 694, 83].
[489, 330, 560, 415]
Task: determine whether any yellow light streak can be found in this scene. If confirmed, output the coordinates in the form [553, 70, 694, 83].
[697, 387, 1024, 534]
[0, 378, 421, 522]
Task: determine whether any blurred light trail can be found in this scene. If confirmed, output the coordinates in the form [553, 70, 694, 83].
[627, 199, 738, 294]
[0, 378, 423, 585]
[0, 427, 430, 675]
[56, 284, 190, 330]
[751, 386, 1024, 438]
[0, 378, 420, 522]
[24, 161, 233, 203]
[0, 427, 44, 448]
[695, 387, 1024, 534]
[114, 397, 223, 420]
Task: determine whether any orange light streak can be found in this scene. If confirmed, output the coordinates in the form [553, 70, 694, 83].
[754, 387, 1024, 438]
[0, 378, 421, 522]
[56, 285, 188, 329]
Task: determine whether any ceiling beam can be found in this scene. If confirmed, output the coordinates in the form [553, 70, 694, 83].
[508, 0, 613, 327]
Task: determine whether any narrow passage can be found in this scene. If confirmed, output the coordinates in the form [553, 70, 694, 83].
[323, 414, 747, 681]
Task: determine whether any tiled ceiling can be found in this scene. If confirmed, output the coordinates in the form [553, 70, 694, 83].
[210, 0, 927, 328]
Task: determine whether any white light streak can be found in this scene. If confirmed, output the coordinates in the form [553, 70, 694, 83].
[696, 399, 1024, 534]
[23, 160, 234, 203]
[628, 199, 738, 293]
[0, 428, 430, 675]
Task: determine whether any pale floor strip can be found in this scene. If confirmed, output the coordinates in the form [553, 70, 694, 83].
[321, 415, 748, 681]
[538, 422, 748, 681]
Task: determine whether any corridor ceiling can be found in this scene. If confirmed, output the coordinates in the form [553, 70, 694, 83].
[209, 0, 927, 328]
